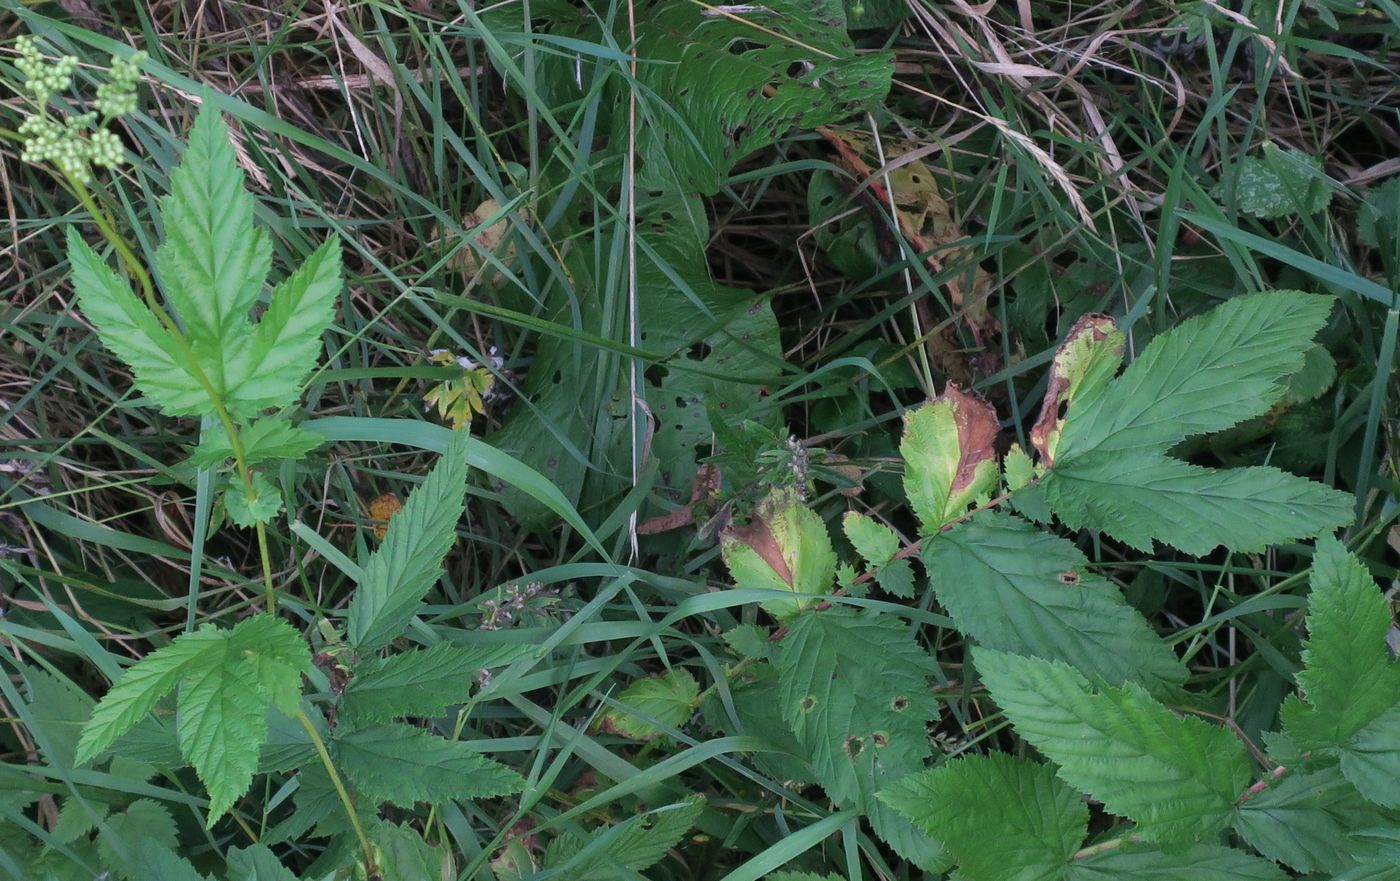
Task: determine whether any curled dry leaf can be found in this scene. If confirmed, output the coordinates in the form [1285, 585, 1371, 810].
[636, 463, 722, 535]
[1029, 314, 1124, 466]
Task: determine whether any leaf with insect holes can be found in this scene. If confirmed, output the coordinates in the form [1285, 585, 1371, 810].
[1282, 536, 1400, 807]
[722, 487, 836, 620]
[779, 608, 935, 810]
[68, 104, 341, 422]
[901, 385, 999, 536]
[924, 511, 1186, 696]
[880, 752, 1087, 881]
[1030, 314, 1123, 465]
[75, 614, 310, 826]
[333, 722, 523, 807]
[346, 427, 471, 652]
[1042, 291, 1353, 554]
[976, 649, 1249, 843]
[543, 796, 705, 880]
[598, 669, 700, 741]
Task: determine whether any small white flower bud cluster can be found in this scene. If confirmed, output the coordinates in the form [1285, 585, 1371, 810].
[14, 36, 145, 184]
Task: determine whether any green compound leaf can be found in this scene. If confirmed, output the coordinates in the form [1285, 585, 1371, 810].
[190, 415, 325, 468]
[597, 668, 700, 741]
[779, 608, 935, 810]
[543, 796, 705, 880]
[976, 649, 1250, 843]
[1030, 313, 1124, 465]
[925, 511, 1186, 696]
[75, 613, 310, 826]
[1066, 844, 1287, 881]
[97, 799, 178, 880]
[880, 752, 1088, 881]
[341, 642, 531, 725]
[1282, 536, 1400, 807]
[842, 511, 899, 567]
[722, 487, 836, 620]
[69, 103, 341, 422]
[346, 427, 471, 653]
[222, 470, 282, 528]
[333, 722, 524, 807]
[900, 385, 999, 536]
[1043, 291, 1352, 554]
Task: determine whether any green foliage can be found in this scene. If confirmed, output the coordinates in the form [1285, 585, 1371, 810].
[543, 796, 705, 879]
[75, 614, 310, 825]
[900, 388, 998, 535]
[598, 668, 700, 740]
[1215, 143, 1333, 218]
[778, 608, 934, 810]
[332, 723, 524, 807]
[723, 487, 837, 620]
[345, 426, 472, 653]
[190, 416, 325, 468]
[340, 642, 529, 724]
[1043, 291, 1352, 553]
[974, 649, 1249, 843]
[925, 511, 1187, 695]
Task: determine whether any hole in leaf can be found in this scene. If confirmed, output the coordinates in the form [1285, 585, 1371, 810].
[1058, 571, 1080, 585]
[844, 735, 865, 758]
[891, 696, 910, 712]
[800, 695, 817, 713]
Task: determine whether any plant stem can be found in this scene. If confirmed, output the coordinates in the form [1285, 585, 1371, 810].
[296, 707, 376, 875]
[69, 176, 278, 610]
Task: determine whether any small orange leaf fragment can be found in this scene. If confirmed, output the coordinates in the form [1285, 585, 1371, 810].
[368, 493, 402, 539]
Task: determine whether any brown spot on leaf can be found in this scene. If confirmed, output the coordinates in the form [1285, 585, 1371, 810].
[722, 512, 793, 586]
[1030, 314, 1121, 465]
[944, 383, 999, 496]
[1058, 570, 1080, 585]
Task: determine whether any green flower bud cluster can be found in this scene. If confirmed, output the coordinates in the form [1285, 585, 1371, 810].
[13, 35, 146, 184]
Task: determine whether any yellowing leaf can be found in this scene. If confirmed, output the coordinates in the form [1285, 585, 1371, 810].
[722, 487, 836, 620]
[1029, 313, 1124, 465]
[901, 384, 999, 535]
[597, 669, 700, 741]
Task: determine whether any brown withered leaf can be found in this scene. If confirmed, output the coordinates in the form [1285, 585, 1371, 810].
[637, 464, 721, 535]
[945, 383, 999, 497]
[723, 516, 794, 587]
[367, 493, 403, 540]
[1030, 314, 1124, 465]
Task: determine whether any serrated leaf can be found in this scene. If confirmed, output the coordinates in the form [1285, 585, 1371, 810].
[23, 668, 94, 769]
[1340, 706, 1400, 808]
[225, 844, 299, 881]
[1030, 314, 1124, 465]
[876, 558, 916, 599]
[976, 649, 1250, 842]
[779, 608, 934, 809]
[901, 385, 999, 535]
[190, 416, 325, 468]
[880, 753, 1087, 881]
[544, 796, 705, 879]
[341, 642, 530, 724]
[77, 614, 308, 826]
[598, 668, 699, 741]
[1003, 443, 1037, 492]
[700, 661, 813, 785]
[925, 511, 1186, 695]
[346, 427, 471, 652]
[97, 799, 177, 881]
[722, 624, 772, 661]
[1066, 843, 1286, 880]
[222, 471, 282, 528]
[375, 822, 453, 881]
[722, 487, 836, 620]
[76, 628, 224, 766]
[67, 229, 205, 415]
[766, 874, 846, 881]
[334, 723, 524, 806]
[1043, 291, 1352, 554]
[130, 840, 214, 881]
[842, 512, 899, 567]
[1232, 765, 1396, 873]
[1215, 143, 1332, 219]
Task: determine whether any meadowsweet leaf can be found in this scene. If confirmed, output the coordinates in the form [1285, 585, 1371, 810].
[222, 471, 282, 528]
[543, 796, 705, 879]
[1232, 765, 1400, 873]
[153, 103, 271, 351]
[598, 668, 700, 741]
[67, 229, 205, 415]
[341, 643, 531, 724]
[925, 511, 1186, 695]
[22, 668, 94, 769]
[722, 487, 836, 620]
[189, 416, 325, 468]
[722, 623, 773, 661]
[976, 649, 1250, 842]
[1066, 844, 1287, 880]
[842, 512, 899, 567]
[1215, 143, 1332, 219]
[334, 723, 524, 806]
[901, 385, 999, 535]
[75, 628, 224, 766]
[346, 427, 471, 652]
[766, 874, 846, 881]
[876, 558, 916, 599]
[223, 239, 341, 415]
[225, 844, 299, 881]
[1043, 291, 1352, 553]
[1281, 537, 1400, 807]
[97, 799, 178, 880]
[879, 753, 1087, 881]
[1030, 314, 1124, 465]
[1003, 443, 1038, 492]
[779, 608, 935, 809]
[131, 840, 214, 881]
